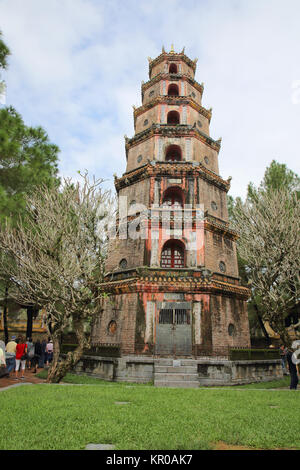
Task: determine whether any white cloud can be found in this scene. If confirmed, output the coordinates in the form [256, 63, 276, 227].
[0, 0, 299, 199]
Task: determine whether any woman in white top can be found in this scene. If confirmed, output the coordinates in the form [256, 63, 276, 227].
[46, 340, 53, 366]
[0, 340, 9, 378]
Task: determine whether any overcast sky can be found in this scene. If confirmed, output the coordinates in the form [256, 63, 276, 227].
[0, 0, 299, 199]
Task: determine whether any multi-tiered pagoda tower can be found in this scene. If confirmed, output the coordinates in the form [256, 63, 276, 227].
[91, 47, 251, 367]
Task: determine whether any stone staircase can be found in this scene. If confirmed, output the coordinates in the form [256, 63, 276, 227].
[154, 358, 199, 388]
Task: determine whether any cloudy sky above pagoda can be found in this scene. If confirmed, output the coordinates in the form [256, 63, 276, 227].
[1, 0, 299, 198]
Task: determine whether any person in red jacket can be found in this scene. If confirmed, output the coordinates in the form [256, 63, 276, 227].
[15, 336, 27, 380]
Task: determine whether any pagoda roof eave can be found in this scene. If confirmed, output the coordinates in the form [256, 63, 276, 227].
[114, 161, 231, 192]
[134, 96, 212, 123]
[142, 73, 204, 94]
[148, 52, 197, 73]
[125, 124, 221, 153]
[98, 268, 250, 300]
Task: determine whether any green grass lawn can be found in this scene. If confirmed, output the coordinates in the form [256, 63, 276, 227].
[35, 370, 291, 389]
[236, 376, 290, 389]
[0, 378, 299, 450]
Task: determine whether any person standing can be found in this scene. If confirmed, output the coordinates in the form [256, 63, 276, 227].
[286, 342, 299, 390]
[15, 336, 27, 380]
[31, 339, 42, 374]
[0, 340, 9, 378]
[0, 340, 5, 357]
[26, 337, 35, 370]
[5, 335, 17, 375]
[39, 337, 47, 368]
[279, 345, 288, 375]
[45, 339, 53, 367]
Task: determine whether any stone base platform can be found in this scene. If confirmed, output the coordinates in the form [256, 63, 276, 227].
[72, 355, 283, 387]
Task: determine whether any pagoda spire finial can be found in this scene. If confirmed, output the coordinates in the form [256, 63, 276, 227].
[170, 43, 175, 54]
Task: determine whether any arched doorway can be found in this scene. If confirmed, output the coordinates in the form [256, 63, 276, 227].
[161, 239, 185, 268]
[168, 84, 179, 96]
[167, 111, 180, 125]
[162, 187, 184, 208]
[169, 63, 178, 73]
[165, 145, 182, 162]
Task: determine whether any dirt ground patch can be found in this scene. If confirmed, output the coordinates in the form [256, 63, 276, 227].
[214, 441, 261, 451]
[214, 441, 297, 451]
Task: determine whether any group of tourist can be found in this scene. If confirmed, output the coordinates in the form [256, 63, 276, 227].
[280, 342, 300, 390]
[0, 335, 54, 380]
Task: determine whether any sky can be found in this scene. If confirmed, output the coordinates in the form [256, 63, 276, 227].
[0, 0, 299, 199]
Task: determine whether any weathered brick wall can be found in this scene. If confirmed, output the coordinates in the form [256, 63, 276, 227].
[92, 293, 139, 354]
[186, 82, 202, 104]
[105, 237, 146, 272]
[118, 178, 150, 208]
[135, 105, 158, 133]
[198, 177, 228, 220]
[126, 137, 155, 172]
[204, 230, 238, 277]
[179, 60, 195, 77]
[149, 61, 165, 79]
[142, 82, 161, 105]
[209, 295, 251, 351]
[187, 107, 210, 135]
[193, 139, 219, 174]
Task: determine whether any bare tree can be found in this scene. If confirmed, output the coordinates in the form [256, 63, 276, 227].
[233, 188, 300, 346]
[0, 174, 114, 383]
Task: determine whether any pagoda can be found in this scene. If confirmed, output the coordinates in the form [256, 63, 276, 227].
[91, 46, 251, 377]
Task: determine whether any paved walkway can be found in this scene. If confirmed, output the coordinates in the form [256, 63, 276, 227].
[0, 368, 46, 390]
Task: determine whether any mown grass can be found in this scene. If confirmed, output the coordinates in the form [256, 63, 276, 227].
[36, 369, 291, 389]
[0, 380, 299, 450]
[236, 376, 290, 389]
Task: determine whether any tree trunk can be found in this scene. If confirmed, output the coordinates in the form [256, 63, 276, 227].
[253, 303, 271, 344]
[26, 307, 33, 339]
[26, 306, 39, 339]
[3, 285, 9, 344]
[46, 345, 85, 383]
[46, 317, 88, 383]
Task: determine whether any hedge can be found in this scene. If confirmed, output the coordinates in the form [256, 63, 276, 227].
[229, 348, 280, 361]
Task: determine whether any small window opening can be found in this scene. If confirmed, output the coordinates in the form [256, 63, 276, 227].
[169, 63, 178, 73]
[168, 84, 179, 96]
[165, 145, 182, 162]
[161, 240, 185, 268]
[162, 187, 184, 208]
[167, 111, 180, 125]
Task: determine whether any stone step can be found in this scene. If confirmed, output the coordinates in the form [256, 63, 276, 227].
[154, 359, 199, 388]
[155, 365, 197, 374]
[154, 380, 199, 388]
[154, 373, 199, 381]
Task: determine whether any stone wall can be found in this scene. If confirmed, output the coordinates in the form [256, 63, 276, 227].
[197, 359, 283, 386]
[73, 355, 154, 383]
[72, 355, 283, 386]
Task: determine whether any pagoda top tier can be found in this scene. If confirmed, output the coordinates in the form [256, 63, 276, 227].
[148, 46, 198, 80]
